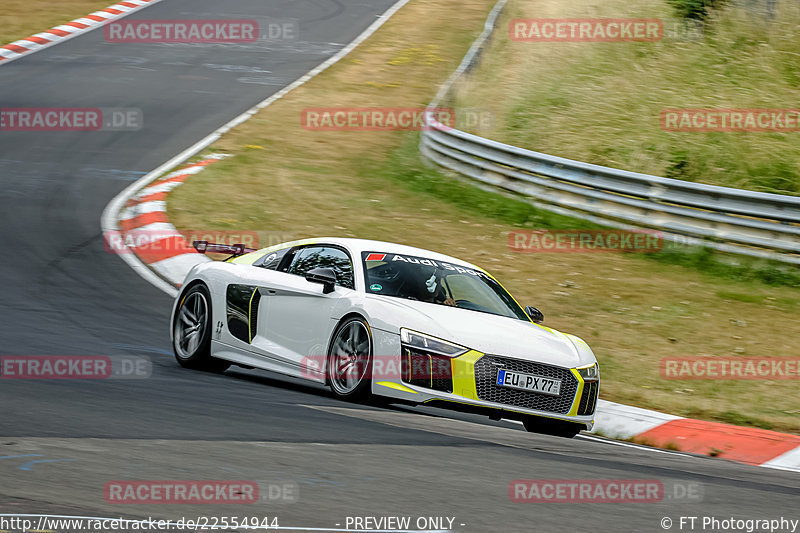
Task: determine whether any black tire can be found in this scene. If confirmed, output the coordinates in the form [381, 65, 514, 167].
[522, 415, 583, 438]
[326, 316, 373, 401]
[172, 284, 230, 373]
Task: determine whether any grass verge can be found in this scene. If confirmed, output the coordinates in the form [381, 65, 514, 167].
[1, 0, 115, 46]
[452, 0, 800, 194]
[168, 0, 800, 433]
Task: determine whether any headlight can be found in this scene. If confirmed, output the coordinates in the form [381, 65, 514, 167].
[576, 363, 599, 381]
[400, 328, 468, 357]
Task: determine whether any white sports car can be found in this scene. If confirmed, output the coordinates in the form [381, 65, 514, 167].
[171, 238, 599, 438]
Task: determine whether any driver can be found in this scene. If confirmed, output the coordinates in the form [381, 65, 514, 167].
[418, 270, 457, 307]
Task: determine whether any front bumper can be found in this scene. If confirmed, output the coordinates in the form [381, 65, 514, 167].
[369, 342, 598, 430]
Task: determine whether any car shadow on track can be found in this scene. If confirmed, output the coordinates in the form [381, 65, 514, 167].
[219, 363, 527, 432]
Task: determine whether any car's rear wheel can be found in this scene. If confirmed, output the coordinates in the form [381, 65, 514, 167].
[173, 284, 230, 372]
[522, 415, 583, 438]
[327, 317, 373, 401]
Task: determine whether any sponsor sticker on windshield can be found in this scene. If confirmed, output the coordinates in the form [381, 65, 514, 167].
[364, 252, 483, 277]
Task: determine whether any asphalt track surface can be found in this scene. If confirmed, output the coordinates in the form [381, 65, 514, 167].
[0, 1, 797, 532]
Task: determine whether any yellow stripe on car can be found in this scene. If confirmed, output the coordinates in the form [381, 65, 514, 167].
[451, 350, 483, 400]
[567, 368, 585, 417]
[230, 252, 264, 265]
[376, 381, 417, 393]
[247, 289, 258, 343]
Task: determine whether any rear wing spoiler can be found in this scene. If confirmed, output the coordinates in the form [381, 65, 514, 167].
[193, 240, 256, 257]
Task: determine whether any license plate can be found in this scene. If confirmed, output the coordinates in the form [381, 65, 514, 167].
[496, 369, 561, 396]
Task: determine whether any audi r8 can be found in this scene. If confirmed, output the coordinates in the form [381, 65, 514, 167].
[171, 238, 599, 438]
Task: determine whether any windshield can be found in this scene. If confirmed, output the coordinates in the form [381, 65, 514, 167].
[362, 251, 529, 321]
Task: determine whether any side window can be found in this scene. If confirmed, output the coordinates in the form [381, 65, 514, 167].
[255, 247, 290, 270]
[288, 246, 354, 289]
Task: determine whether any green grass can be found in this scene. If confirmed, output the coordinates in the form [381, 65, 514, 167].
[453, 0, 800, 194]
[646, 245, 800, 287]
[716, 410, 773, 430]
[715, 290, 763, 303]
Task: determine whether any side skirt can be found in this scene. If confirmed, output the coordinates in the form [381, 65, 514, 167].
[211, 340, 327, 384]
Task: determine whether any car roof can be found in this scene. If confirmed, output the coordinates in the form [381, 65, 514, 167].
[257, 237, 484, 271]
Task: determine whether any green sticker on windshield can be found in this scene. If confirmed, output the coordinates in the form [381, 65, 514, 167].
[370, 284, 382, 291]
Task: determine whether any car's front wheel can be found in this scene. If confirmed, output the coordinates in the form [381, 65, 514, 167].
[327, 317, 373, 401]
[173, 284, 230, 372]
[522, 415, 583, 438]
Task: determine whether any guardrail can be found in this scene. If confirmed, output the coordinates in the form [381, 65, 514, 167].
[421, 0, 800, 264]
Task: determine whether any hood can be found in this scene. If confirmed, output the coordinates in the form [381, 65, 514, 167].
[365, 296, 594, 368]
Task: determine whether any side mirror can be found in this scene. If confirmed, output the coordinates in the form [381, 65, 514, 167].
[525, 306, 544, 324]
[306, 267, 336, 294]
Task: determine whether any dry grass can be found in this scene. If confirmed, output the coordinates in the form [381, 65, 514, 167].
[168, 0, 800, 433]
[1, 0, 114, 45]
[452, 0, 800, 194]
